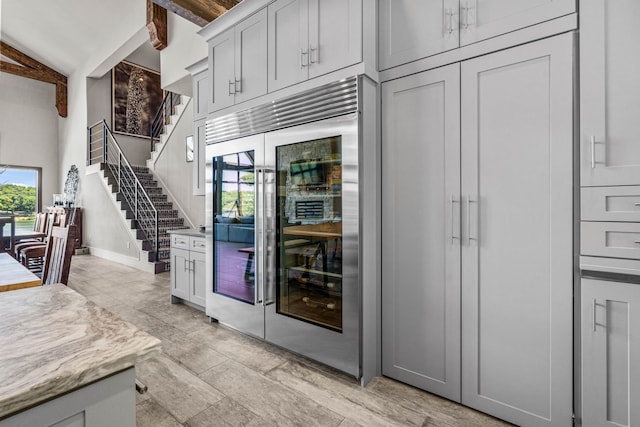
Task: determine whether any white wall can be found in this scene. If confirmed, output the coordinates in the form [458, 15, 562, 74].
[57, 13, 150, 265]
[0, 73, 59, 209]
[152, 101, 205, 228]
[160, 13, 208, 96]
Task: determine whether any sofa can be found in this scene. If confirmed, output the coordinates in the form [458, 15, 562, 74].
[214, 215, 254, 244]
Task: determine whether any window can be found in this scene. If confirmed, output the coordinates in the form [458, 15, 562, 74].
[0, 166, 42, 234]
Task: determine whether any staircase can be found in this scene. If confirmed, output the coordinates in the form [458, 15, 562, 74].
[88, 115, 190, 273]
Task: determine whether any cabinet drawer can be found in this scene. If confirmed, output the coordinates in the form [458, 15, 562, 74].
[171, 234, 190, 250]
[582, 222, 640, 260]
[190, 237, 206, 253]
[582, 186, 640, 222]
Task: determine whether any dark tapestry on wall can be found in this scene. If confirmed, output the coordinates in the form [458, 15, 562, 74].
[112, 61, 163, 138]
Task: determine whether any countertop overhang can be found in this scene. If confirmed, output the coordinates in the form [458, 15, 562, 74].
[0, 284, 161, 420]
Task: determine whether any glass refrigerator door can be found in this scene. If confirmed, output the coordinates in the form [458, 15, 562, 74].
[206, 134, 265, 340]
[276, 138, 343, 332]
[264, 114, 360, 378]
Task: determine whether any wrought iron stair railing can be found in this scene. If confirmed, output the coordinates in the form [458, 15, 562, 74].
[87, 120, 159, 261]
[150, 91, 181, 151]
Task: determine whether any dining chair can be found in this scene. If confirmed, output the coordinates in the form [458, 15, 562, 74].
[18, 213, 66, 273]
[42, 225, 77, 285]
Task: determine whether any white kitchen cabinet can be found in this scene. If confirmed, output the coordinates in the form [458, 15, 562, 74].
[382, 63, 461, 402]
[581, 278, 640, 427]
[170, 233, 206, 309]
[460, 34, 573, 426]
[192, 70, 209, 121]
[580, 0, 640, 186]
[378, 0, 575, 70]
[208, 8, 267, 112]
[458, 0, 575, 46]
[193, 118, 206, 196]
[382, 33, 574, 426]
[268, 0, 362, 92]
[378, 0, 459, 71]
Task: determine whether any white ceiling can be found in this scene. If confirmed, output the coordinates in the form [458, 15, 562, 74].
[1, 0, 149, 76]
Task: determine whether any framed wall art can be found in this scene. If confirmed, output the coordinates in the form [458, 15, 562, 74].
[112, 61, 163, 138]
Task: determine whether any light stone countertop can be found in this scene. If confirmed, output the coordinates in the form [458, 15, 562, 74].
[167, 228, 205, 237]
[0, 284, 161, 420]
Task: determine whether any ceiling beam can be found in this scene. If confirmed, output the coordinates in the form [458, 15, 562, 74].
[0, 41, 68, 117]
[147, 0, 168, 50]
[151, 0, 240, 27]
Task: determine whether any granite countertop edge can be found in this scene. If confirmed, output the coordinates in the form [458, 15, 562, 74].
[167, 228, 205, 237]
[0, 284, 162, 420]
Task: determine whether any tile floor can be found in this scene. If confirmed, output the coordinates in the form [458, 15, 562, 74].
[67, 255, 511, 427]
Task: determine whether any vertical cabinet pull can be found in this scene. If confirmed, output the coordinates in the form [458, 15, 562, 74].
[184, 259, 190, 272]
[461, 2, 472, 30]
[590, 136, 596, 168]
[592, 298, 597, 332]
[450, 195, 460, 243]
[309, 46, 318, 64]
[234, 79, 242, 94]
[444, 8, 456, 35]
[467, 197, 478, 244]
[228, 80, 236, 96]
[300, 49, 309, 68]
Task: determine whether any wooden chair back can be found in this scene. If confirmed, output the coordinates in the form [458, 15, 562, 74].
[34, 212, 48, 233]
[42, 225, 76, 285]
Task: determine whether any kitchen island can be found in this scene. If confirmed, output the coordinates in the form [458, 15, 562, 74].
[0, 284, 161, 426]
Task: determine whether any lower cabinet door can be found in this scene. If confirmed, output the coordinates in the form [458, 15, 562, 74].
[171, 248, 190, 300]
[582, 278, 640, 427]
[190, 251, 206, 307]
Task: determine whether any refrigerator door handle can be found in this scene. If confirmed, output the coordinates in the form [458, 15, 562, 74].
[263, 168, 276, 306]
[256, 168, 264, 305]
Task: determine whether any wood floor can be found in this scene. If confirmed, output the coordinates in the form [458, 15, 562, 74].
[67, 255, 511, 427]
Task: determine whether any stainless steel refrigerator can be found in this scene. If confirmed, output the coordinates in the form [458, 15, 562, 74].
[205, 77, 361, 377]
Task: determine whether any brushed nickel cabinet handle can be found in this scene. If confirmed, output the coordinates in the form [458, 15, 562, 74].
[467, 196, 478, 244]
[300, 49, 308, 68]
[450, 195, 460, 243]
[590, 135, 596, 168]
[593, 298, 597, 332]
[309, 46, 318, 64]
[228, 80, 236, 95]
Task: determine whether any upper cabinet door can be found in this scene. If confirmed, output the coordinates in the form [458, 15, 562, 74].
[234, 8, 268, 104]
[268, 0, 309, 92]
[193, 71, 209, 121]
[459, 0, 575, 46]
[379, 0, 459, 71]
[581, 0, 640, 186]
[308, 0, 362, 78]
[208, 28, 235, 113]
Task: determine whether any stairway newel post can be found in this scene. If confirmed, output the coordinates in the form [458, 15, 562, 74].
[102, 122, 107, 164]
[118, 153, 122, 191]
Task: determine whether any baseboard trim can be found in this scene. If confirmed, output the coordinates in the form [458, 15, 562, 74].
[87, 247, 157, 274]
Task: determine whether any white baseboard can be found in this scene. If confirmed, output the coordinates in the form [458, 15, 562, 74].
[87, 247, 157, 274]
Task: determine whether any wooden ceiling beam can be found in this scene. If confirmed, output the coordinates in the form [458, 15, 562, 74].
[147, 0, 168, 51]
[151, 0, 240, 27]
[0, 41, 68, 117]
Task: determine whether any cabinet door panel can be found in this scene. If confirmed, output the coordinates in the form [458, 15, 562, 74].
[459, 0, 575, 46]
[582, 279, 640, 427]
[235, 8, 268, 104]
[191, 251, 206, 307]
[308, 0, 362, 78]
[171, 248, 190, 300]
[382, 63, 461, 402]
[581, 0, 640, 186]
[208, 29, 235, 112]
[461, 34, 573, 426]
[268, 0, 308, 92]
[193, 72, 209, 120]
[378, 0, 459, 71]
[193, 119, 206, 196]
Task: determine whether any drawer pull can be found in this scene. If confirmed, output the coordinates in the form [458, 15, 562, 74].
[175, 239, 187, 245]
[635, 203, 640, 207]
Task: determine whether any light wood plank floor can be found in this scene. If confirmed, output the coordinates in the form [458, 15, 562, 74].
[67, 255, 512, 427]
